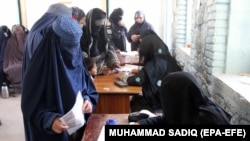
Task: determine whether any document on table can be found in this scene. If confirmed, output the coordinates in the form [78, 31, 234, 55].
[60, 91, 85, 135]
[115, 67, 134, 72]
[120, 51, 138, 56]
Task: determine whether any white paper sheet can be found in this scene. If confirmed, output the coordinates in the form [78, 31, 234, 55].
[60, 91, 85, 135]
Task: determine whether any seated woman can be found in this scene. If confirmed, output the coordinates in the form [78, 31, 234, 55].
[132, 71, 231, 125]
[117, 33, 181, 112]
[3, 24, 29, 96]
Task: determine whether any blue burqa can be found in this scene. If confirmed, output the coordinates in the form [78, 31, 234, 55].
[21, 24, 99, 141]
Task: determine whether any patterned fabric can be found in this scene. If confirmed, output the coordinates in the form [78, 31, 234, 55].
[71, 6, 85, 22]
[52, 15, 82, 45]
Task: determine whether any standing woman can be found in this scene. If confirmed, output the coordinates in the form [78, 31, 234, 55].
[127, 10, 154, 51]
[21, 15, 99, 141]
[107, 8, 128, 51]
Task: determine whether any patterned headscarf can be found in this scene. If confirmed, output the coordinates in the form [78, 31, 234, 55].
[71, 6, 86, 23]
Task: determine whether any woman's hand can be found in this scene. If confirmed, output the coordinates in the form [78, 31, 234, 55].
[52, 117, 69, 134]
[131, 68, 139, 74]
[82, 99, 92, 113]
[131, 34, 140, 42]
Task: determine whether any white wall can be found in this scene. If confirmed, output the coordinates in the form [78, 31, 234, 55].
[226, 0, 250, 73]
[0, 0, 170, 49]
[0, 0, 20, 29]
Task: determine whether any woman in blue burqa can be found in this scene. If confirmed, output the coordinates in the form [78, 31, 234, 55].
[23, 3, 72, 62]
[21, 15, 99, 141]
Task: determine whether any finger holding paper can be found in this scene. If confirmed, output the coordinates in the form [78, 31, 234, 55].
[52, 117, 69, 134]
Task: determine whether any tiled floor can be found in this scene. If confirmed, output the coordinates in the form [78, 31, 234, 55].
[0, 95, 25, 141]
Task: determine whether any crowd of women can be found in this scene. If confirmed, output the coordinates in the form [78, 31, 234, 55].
[0, 3, 231, 141]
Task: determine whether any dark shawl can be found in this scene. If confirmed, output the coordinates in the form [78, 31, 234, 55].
[3, 25, 28, 93]
[161, 72, 231, 124]
[127, 15, 154, 51]
[0, 25, 11, 89]
[138, 72, 231, 125]
[108, 8, 128, 51]
[21, 27, 99, 141]
[127, 34, 180, 109]
[160, 71, 231, 124]
[81, 8, 119, 74]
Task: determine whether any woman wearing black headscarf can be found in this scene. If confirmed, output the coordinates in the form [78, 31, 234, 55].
[81, 8, 120, 75]
[134, 71, 231, 125]
[107, 8, 128, 51]
[117, 34, 181, 112]
[0, 25, 11, 91]
[127, 10, 154, 51]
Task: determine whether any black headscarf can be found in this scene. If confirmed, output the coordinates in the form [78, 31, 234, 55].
[81, 8, 107, 57]
[139, 34, 181, 72]
[139, 29, 157, 40]
[109, 8, 123, 24]
[160, 71, 231, 124]
[128, 34, 181, 109]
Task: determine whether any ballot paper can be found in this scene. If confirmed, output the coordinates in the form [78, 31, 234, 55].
[60, 91, 85, 135]
[120, 51, 138, 56]
[115, 67, 134, 73]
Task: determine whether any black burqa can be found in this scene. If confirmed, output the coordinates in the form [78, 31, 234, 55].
[128, 34, 181, 110]
[161, 71, 231, 124]
[138, 71, 231, 125]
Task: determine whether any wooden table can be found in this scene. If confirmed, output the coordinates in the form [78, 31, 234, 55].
[93, 64, 141, 114]
[82, 114, 128, 141]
